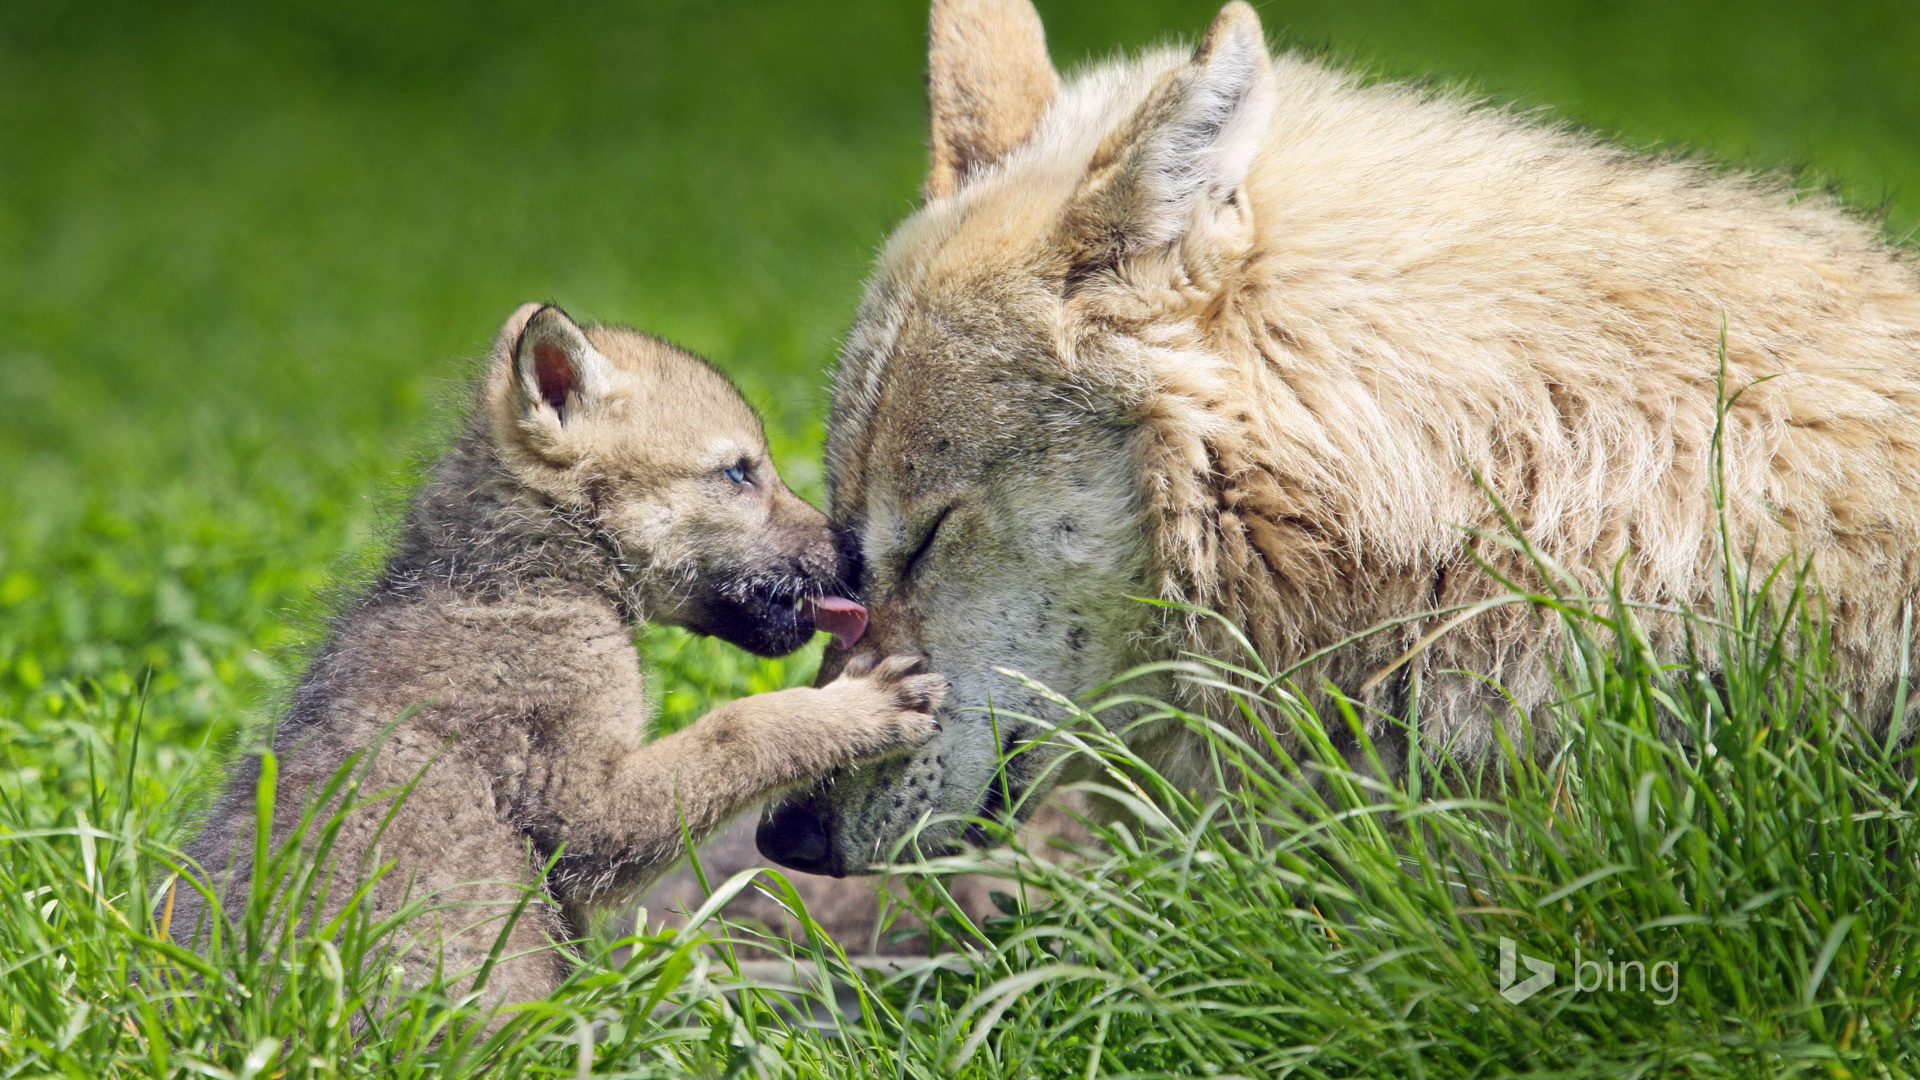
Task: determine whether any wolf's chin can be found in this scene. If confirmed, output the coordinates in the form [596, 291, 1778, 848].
[960, 770, 1012, 848]
[872, 777, 1022, 866]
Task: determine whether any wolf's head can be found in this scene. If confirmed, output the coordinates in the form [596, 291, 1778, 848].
[478, 304, 866, 657]
[757, 1, 1278, 874]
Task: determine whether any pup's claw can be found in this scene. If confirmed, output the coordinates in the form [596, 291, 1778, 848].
[825, 653, 947, 757]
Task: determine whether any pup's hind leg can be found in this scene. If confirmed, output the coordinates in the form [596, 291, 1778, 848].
[398, 881, 574, 1020]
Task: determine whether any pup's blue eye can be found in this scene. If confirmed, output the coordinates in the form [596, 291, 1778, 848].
[724, 461, 750, 485]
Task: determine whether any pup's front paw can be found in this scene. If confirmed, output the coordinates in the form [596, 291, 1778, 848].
[824, 653, 947, 761]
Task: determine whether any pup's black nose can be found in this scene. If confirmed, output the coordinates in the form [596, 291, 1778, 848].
[757, 800, 842, 877]
[830, 521, 865, 596]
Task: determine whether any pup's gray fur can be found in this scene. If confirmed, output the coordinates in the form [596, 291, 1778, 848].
[173, 304, 942, 1011]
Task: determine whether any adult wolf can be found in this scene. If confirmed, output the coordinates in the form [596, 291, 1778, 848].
[758, 0, 1920, 876]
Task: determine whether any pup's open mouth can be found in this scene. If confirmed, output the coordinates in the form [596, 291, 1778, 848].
[801, 595, 868, 649]
[697, 585, 865, 658]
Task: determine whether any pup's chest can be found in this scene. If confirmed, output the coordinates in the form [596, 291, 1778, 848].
[417, 602, 648, 765]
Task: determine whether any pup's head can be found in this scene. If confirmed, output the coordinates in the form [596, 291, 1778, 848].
[482, 303, 868, 656]
[757, 1, 1276, 873]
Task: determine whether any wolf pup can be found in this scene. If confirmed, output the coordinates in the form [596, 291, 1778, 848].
[173, 303, 942, 1011]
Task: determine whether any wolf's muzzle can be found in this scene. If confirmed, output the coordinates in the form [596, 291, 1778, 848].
[756, 798, 842, 877]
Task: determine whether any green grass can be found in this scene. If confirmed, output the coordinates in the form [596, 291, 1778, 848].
[5, 500, 1917, 1074]
[3, 0, 1918, 1074]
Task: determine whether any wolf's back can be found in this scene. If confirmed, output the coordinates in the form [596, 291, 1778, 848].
[1129, 50, 1920, 746]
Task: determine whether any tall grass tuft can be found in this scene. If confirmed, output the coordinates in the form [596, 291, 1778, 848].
[0, 697, 834, 1077]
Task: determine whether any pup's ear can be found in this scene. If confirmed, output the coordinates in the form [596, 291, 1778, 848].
[1064, 3, 1274, 262]
[925, 0, 1058, 199]
[506, 304, 614, 425]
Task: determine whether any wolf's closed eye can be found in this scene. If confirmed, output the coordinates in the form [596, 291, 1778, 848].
[898, 505, 951, 582]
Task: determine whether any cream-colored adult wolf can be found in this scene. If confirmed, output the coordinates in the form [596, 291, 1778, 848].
[176, 303, 942, 1009]
[757, 0, 1920, 876]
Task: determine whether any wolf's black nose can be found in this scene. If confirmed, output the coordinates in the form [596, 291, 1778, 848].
[757, 800, 842, 877]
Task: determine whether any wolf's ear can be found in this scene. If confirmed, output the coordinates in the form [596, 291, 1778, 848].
[505, 304, 613, 425]
[1065, 3, 1274, 261]
[926, 0, 1058, 199]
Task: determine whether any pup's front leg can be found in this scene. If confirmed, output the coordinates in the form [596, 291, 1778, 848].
[547, 655, 945, 913]
[640, 654, 945, 832]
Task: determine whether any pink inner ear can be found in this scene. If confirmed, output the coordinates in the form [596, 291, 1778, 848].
[532, 341, 575, 413]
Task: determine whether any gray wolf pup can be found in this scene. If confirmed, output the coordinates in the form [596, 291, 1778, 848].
[757, 0, 1920, 875]
[174, 303, 942, 1009]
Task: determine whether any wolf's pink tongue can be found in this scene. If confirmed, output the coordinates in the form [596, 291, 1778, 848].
[804, 596, 869, 649]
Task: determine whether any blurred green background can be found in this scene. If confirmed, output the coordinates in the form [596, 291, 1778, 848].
[1, 0, 1915, 813]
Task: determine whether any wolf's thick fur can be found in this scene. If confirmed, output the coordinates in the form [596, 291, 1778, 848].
[177, 305, 942, 1009]
[757, 0, 1920, 876]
